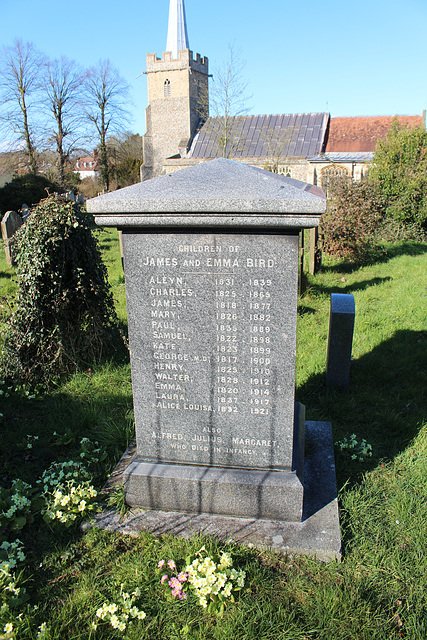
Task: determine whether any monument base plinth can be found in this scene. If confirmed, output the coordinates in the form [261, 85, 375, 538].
[86, 421, 341, 561]
[123, 461, 304, 522]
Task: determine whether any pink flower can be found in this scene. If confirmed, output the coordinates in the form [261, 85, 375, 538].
[158, 560, 165, 569]
[169, 577, 181, 589]
[179, 592, 187, 600]
[167, 559, 176, 570]
[161, 574, 169, 584]
[177, 572, 188, 583]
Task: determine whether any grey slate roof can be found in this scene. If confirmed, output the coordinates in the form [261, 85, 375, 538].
[188, 113, 329, 160]
[308, 151, 374, 163]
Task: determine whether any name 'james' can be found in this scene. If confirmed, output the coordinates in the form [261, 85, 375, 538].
[142, 257, 178, 266]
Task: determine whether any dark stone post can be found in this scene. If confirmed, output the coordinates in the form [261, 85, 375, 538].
[326, 293, 355, 388]
[309, 227, 321, 275]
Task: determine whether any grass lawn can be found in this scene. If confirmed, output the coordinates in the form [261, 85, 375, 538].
[1, 228, 426, 639]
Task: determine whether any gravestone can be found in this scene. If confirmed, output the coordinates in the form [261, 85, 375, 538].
[1, 210, 23, 267]
[326, 293, 355, 388]
[87, 159, 327, 523]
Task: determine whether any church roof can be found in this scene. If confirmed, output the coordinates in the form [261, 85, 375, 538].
[308, 151, 374, 163]
[326, 115, 423, 152]
[188, 113, 329, 160]
[166, 0, 190, 58]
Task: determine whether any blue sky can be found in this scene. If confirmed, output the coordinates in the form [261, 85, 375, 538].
[2, 0, 426, 136]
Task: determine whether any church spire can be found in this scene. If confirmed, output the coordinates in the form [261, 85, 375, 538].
[166, 0, 190, 58]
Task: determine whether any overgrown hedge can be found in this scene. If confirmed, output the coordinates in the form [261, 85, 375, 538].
[320, 178, 386, 262]
[0, 196, 124, 390]
[320, 122, 427, 263]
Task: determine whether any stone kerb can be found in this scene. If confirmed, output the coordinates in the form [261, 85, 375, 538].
[88, 159, 327, 523]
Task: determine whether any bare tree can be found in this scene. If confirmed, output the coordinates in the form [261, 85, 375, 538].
[0, 40, 44, 173]
[107, 131, 143, 188]
[42, 57, 84, 188]
[262, 125, 293, 174]
[202, 45, 252, 158]
[83, 60, 131, 191]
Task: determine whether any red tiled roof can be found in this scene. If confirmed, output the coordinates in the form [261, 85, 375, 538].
[326, 115, 423, 152]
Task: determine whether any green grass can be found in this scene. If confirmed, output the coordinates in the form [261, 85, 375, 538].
[1, 233, 426, 639]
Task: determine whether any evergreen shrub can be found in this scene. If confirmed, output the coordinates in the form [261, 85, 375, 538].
[370, 121, 427, 231]
[0, 174, 60, 215]
[0, 196, 124, 390]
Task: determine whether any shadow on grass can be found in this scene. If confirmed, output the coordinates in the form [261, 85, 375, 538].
[1, 363, 133, 486]
[297, 304, 316, 316]
[319, 241, 427, 275]
[0, 360, 135, 572]
[297, 329, 427, 490]
[98, 236, 117, 250]
[308, 276, 392, 298]
[0, 270, 14, 279]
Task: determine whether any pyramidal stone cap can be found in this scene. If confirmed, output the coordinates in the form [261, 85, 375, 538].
[87, 158, 326, 229]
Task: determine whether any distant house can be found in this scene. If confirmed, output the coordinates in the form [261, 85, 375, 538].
[74, 153, 100, 180]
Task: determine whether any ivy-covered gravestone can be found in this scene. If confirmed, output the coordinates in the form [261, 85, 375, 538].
[1, 196, 124, 390]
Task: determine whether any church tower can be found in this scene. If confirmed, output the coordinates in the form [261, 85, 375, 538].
[142, 0, 209, 179]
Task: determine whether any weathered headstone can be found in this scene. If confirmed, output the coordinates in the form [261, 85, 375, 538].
[87, 159, 328, 523]
[1, 210, 23, 267]
[326, 293, 355, 388]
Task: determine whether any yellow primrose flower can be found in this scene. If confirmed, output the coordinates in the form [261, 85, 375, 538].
[219, 552, 232, 568]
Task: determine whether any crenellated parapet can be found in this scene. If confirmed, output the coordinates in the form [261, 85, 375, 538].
[146, 49, 209, 75]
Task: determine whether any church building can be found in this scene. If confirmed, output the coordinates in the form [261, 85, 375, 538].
[142, 0, 209, 180]
[142, 0, 425, 188]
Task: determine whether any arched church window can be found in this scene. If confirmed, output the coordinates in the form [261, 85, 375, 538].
[278, 166, 292, 178]
[164, 79, 171, 97]
[321, 165, 349, 194]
